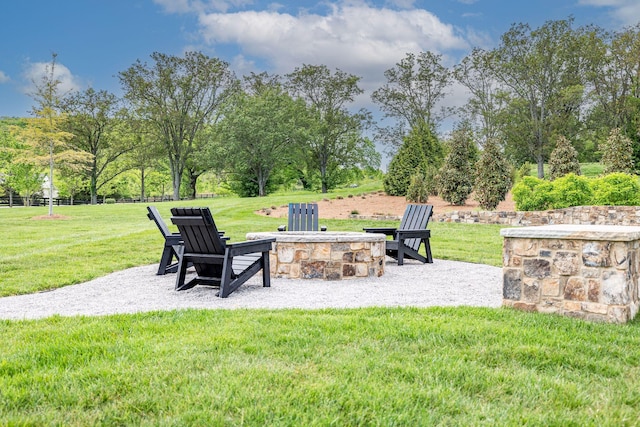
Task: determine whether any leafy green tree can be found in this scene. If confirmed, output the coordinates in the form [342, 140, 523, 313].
[286, 64, 378, 193]
[549, 135, 581, 180]
[59, 88, 133, 204]
[220, 81, 308, 197]
[601, 127, 634, 173]
[489, 19, 584, 178]
[372, 51, 452, 149]
[474, 139, 512, 210]
[453, 48, 505, 146]
[383, 122, 443, 196]
[437, 124, 477, 205]
[119, 51, 237, 200]
[17, 53, 86, 215]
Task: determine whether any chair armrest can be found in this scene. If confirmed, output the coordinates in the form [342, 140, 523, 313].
[227, 238, 276, 256]
[395, 229, 431, 240]
[320, 225, 327, 232]
[278, 225, 286, 232]
[363, 227, 397, 236]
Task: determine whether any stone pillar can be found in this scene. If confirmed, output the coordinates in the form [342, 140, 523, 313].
[501, 225, 640, 323]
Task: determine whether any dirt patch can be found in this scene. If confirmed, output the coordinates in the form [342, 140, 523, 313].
[31, 214, 72, 220]
[258, 191, 515, 220]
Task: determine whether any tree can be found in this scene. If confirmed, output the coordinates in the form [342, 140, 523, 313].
[601, 127, 634, 174]
[383, 122, 443, 196]
[220, 80, 307, 197]
[286, 64, 377, 193]
[17, 53, 82, 215]
[372, 51, 452, 149]
[437, 124, 477, 206]
[59, 88, 133, 204]
[474, 139, 512, 210]
[453, 48, 504, 146]
[488, 19, 584, 178]
[549, 135, 581, 180]
[119, 51, 237, 200]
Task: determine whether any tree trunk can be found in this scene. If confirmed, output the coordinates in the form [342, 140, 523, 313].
[140, 167, 146, 202]
[188, 173, 198, 199]
[172, 169, 181, 201]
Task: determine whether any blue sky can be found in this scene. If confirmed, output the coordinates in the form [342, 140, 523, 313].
[1, 0, 639, 119]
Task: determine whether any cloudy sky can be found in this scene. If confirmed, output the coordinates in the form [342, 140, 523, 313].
[1, 0, 639, 123]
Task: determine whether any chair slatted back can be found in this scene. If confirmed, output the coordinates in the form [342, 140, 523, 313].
[398, 204, 433, 251]
[288, 203, 320, 231]
[171, 207, 226, 276]
[147, 206, 173, 238]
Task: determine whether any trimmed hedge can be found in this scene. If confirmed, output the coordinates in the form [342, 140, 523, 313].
[513, 173, 640, 211]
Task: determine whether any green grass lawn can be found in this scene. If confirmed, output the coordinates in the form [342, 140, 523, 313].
[1, 185, 639, 425]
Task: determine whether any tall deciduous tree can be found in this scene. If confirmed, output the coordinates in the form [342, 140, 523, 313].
[372, 51, 452, 149]
[219, 76, 307, 197]
[119, 51, 237, 200]
[59, 88, 133, 204]
[454, 48, 505, 146]
[286, 64, 377, 193]
[488, 19, 584, 178]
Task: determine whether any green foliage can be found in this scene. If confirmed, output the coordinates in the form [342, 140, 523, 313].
[383, 123, 443, 196]
[601, 128, 634, 174]
[474, 139, 512, 210]
[590, 173, 640, 206]
[512, 176, 555, 211]
[437, 126, 476, 205]
[514, 173, 640, 210]
[549, 173, 592, 208]
[405, 172, 429, 203]
[549, 135, 581, 180]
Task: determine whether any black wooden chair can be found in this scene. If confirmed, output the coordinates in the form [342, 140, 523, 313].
[278, 203, 327, 231]
[170, 207, 275, 297]
[363, 204, 433, 265]
[147, 206, 183, 275]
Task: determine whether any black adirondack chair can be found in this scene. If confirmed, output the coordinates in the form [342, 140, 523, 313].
[170, 207, 275, 297]
[363, 204, 433, 265]
[278, 203, 327, 231]
[147, 206, 183, 275]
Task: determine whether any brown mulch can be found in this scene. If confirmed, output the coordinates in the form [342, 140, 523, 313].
[258, 191, 515, 220]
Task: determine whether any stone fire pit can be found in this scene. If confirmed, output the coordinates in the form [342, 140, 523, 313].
[246, 231, 386, 280]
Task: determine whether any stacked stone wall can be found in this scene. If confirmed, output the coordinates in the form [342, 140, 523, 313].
[435, 206, 640, 226]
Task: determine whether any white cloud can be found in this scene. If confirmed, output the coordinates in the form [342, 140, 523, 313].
[22, 61, 81, 97]
[0, 71, 9, 84]
[197, 3, 469, 78]
[578, 0, 640, 26]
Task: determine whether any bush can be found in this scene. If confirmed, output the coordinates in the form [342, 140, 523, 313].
[512, 176, 554, 211]
[549, 173, 592, 209]
[406, 173, 429, 203]
[590, 173, 640, 206]
[513, 172, 640, 211]
[549, 135, 581, 180]
[601, 128, 634, 174]
[437, 125, 476, 205]
[474, 139, 512, 210]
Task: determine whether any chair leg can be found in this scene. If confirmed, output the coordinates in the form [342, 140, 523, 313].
[157, 247, 174, 275]
[424, 239, 433, 263]
[262, 252, 271, 288]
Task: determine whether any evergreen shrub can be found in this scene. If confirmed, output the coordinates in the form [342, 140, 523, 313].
[406, 172, 429, 203]
[549, 173, 592, 209]
[590, 173, 640, 206]
[512, 176, 554, 211]
[513, 173, 640, 210]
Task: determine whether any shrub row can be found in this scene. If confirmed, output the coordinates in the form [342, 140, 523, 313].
[512, 173, 640, 211]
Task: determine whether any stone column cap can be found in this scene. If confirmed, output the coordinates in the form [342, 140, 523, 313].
[501, 224, 640, 241]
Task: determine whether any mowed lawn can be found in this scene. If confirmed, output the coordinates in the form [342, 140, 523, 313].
[1, 188, 639, 425]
